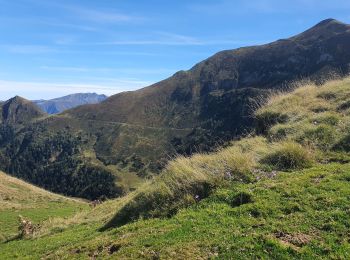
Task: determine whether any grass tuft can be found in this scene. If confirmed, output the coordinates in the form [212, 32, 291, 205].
[261, 141, 313, 171]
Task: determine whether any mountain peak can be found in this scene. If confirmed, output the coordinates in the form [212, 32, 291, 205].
[8, 95, 27, 103]
[309, 18, 348, 32]
[314, 18, 343, 27]
[291, 18, 349, 43]
[1, 96, 45, 124]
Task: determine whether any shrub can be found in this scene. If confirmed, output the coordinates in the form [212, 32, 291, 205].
[219, 148, 255, 182]
[102, 179, 212, 229]
[320, 151, 350, 164]
[301, 125, 335, 150]
[230, 191, 254, 207]
[18, 215, 37, 239]
[212, 189, 254, 207]
[255, 111, 288, 134]
[261, 141, 313, 171]
[317, 91, 337, 100]
[337, 100, 350, 111]
[333, 134, 350, 152]
[310, 106, 329, 113]
[268, 124, 292, 141]
[311, 113, 340, 126]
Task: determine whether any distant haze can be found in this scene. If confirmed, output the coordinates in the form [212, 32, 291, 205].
[33, 93, 108, 114]
[0, 80, 142, 100]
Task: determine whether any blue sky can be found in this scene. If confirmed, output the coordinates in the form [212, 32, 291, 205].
[0, 0, 349, 100]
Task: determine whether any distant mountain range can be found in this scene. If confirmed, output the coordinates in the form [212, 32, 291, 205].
[1, 18, 350, 199]
[33, 93, 108, 114]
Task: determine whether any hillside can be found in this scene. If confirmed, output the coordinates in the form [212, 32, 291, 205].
[1, 77, 350, 258]
[34, 93, 107, 114]
[69, 19, 350, 130]
[0, 96, 45, 125]
[1, 19, 350, 200]
[0, 97, 124, 200]
[0, 171, 87, 242]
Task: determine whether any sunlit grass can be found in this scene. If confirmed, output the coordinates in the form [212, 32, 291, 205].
[3, 77, 350, 258]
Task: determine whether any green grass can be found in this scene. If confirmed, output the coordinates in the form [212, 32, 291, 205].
[0, 202, 85, 241]
[2, 78, 350, 258]
[0, 172, 88, 241]
[261, 141, 314, 170]
[1, 163, 350, 259]
[257, 78, 350, 150]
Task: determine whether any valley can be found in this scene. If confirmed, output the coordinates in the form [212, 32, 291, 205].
[1, 76, 350, 258]
[1, 19, 350, 201]
[1, 17, 350, 259]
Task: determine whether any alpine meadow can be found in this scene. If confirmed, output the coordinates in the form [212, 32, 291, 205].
[0, 1, 350, 259]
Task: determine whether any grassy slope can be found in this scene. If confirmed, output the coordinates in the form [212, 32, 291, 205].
[3, 19, 349, 190]
[1, 164, 349, 259]
[2, 78, 350, 258]
[0, 171, 88, 241]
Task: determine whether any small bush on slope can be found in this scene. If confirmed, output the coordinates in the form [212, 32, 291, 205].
[301, 124, 335, 150]
[333, 132, 350, 152]
[261, 141, 314, 171]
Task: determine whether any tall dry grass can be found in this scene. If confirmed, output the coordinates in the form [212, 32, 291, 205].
[37, 77, 350, 232]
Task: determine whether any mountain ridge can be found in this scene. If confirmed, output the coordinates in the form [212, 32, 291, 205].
[2, 77, 350, 258]
[1, 18, 350, 199]
[68, 18, 350, 125]
[33, 93, 107, 114]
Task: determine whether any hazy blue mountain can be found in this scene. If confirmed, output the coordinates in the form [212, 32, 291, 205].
[33, 93, 108, 114]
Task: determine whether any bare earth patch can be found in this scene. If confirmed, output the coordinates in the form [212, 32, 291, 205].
[274, 231, 312, 250]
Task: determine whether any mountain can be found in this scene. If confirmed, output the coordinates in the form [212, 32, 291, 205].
[2, 77, 350, 258]
[0, 97, 122, 200]
[33, 93, 108, 114]
[1, 18, 350, 199]
[1, 96, 45, 125]
[68, 18, 350, 151]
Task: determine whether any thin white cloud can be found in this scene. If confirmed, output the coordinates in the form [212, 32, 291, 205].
[83, 40, 202, 46]
[79, 31, 265, 46]
[95, 51, 159, 56]
[50, 34, 80, 45]
[26, 0, 144, 24]
[295, 0, 350, 10]
[0, 79, 151, 100]
[84, 39, 266, 46]
[39, 66, 176, 75]
[70, 8, 140, 24]
[189, 0, 350, 15]
[0, 44, 160, 56]
[0, 44, 55, 54]
[44, 21, 98, 32]
[0, 16, 99, 32]
[40, 66, 90, 73]
[0, 44, 164, 56]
